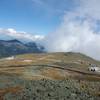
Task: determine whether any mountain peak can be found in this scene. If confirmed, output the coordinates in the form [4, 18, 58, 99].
[6, 39, 22, 43]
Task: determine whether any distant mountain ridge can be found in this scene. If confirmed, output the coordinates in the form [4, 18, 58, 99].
[0, 39, 44, 57]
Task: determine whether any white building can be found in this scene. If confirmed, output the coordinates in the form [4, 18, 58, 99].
[88, 66, 100, 72]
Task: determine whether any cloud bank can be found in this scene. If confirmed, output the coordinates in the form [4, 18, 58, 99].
[0, 28, 44, 42]
[41, 0, 100, 60]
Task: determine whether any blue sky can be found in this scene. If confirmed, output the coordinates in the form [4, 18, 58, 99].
[0, 0, 77, 35]
[0, 0, 100, 60]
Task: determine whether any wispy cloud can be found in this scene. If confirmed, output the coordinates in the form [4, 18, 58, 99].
[32, 0, 44, 5]
[32, 0, 73, 14]
[0, 28, 44, 41]
[41, 0, 100, 60]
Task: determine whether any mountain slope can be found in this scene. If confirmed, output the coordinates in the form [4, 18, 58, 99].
[0, 39, 44, 57]
[0, 52, 100, 99]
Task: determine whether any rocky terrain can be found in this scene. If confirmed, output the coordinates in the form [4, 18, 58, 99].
[0, 52, 100, 100]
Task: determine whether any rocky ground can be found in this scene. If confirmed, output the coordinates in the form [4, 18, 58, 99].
[0, 52, 100, 100]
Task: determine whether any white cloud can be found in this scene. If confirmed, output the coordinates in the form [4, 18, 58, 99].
[0, 28, 44, 41]
[41, 0, 100, 60]
[32, 0, 71, 14]
[79, 0, 100, 20]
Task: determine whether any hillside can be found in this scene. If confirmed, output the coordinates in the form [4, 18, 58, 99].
[0, 52, 100, 100]
[0, 39, 44, 58]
